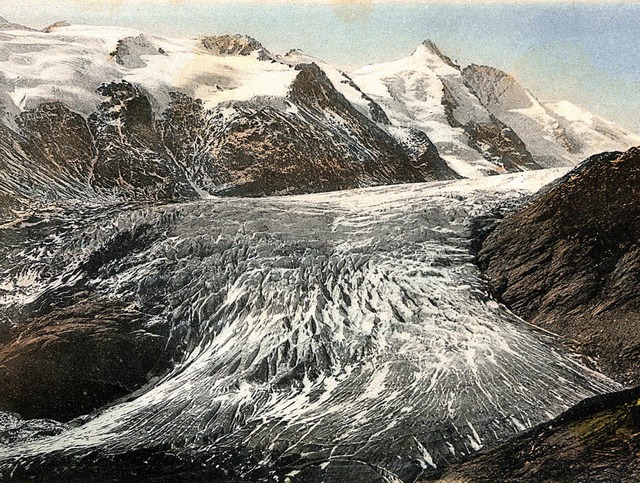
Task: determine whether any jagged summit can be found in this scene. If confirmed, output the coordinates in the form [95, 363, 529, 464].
[0, 16, 8, 23]
[199, 34, 273, 61]
[412, 39, 458, 68]
[421, 39, 443, 56]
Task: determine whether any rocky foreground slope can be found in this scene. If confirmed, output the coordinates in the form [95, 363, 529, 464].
[435, 385, 640, 482]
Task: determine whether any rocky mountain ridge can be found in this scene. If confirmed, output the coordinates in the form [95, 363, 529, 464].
[462, 64, 639, 167]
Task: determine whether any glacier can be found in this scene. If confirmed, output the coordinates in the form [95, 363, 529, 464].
[0, 170, 618, 482]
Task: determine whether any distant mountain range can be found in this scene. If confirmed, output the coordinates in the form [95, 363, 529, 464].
[0, 19, 638, 221]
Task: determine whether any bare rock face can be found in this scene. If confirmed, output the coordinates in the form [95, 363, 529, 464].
[196, 63, 426, 195]
[434, 386, 640, 483]
[110, 34, 165, 68]
[462, 65, 532, 111]
[1, 68, 444, 207]
[200, 34, 274, 61]
[89, 81, 199, 200]
[17, 102, 95, 186]
[478, 146, 640, 384]
[0, 297, 172, 422]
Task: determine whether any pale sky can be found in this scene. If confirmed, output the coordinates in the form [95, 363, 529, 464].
[2, 1, 639, 132]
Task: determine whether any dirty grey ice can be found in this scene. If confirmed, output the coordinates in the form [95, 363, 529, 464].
[0, 172, 617, 482]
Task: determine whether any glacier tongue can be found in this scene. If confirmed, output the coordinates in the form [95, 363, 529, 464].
[0, 171, 618, 481]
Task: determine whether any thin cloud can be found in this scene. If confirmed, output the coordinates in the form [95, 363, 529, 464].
[65, 0, 640, 5]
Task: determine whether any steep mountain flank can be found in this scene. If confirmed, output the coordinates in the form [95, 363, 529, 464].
[441, 79, 539, 172]
[478, 147, 640, 385]
[0, 71, 443, 214]
[89, 81, 198, 200]
[0, 297, 173, 421]
[463, 64, 640, 167]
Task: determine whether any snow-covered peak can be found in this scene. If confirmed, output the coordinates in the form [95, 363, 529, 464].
[404, 40, 459, 73]
[0, 16, 8, 24]
[413, 39, 459, 68]
[0, 23, 297, 117]
[352, 44, 517, 177]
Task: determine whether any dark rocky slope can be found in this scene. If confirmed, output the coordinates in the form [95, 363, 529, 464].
[0, 208, 186, 422]
[0, 297, 172, 421]
[478, 146, 640, 385]
[434, 385, 640, 482]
